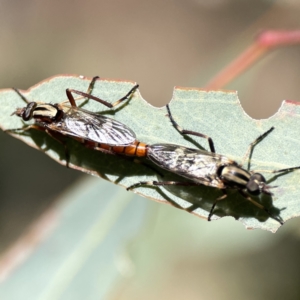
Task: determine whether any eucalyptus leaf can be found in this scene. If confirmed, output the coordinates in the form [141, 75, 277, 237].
[1, 74, 300, 232]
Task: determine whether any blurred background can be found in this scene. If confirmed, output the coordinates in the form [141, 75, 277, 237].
[1, 0, 300, 299]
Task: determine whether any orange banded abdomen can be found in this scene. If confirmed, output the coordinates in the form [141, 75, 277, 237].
[100, 140, 147, 157]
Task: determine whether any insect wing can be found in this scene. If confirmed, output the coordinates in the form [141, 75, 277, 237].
[49, 106, 136, 146]
[148, 144, 232, 188]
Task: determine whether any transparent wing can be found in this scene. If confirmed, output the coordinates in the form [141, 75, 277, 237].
[148, 144, 233, 188]
[47, 106, 136, 146]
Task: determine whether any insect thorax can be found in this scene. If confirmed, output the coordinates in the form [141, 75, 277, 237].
[32, 103, 64, 123]
[219, 165, 251, 189]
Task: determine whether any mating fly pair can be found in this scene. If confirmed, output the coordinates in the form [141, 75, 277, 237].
[10, 77, 300, 224]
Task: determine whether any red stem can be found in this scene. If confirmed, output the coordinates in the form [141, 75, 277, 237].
[205, 30, 300, 90]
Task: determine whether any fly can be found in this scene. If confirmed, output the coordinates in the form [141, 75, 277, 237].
[127, 104, 300, 225]
[9, 80, 300, 224]
[9, 76, 146, 166]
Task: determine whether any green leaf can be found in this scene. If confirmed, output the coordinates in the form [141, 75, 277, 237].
[0, 75, 299, 232]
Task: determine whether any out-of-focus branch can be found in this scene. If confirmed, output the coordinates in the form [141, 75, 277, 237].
[205, 30, 300, 90]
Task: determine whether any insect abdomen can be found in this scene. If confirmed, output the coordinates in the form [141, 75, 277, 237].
[89, 141, 147, 157]
[111, 141, 147, 157]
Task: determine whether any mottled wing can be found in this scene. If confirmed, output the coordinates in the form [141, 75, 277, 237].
[148, 144, 233, 188]
[48, 106, 136, 146]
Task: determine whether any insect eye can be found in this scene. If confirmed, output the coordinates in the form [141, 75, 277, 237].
[246, 173, 266, 195]
[246, 179, 260, 195]
[22, 102, 37, 121]
[251, 173, 266, 183]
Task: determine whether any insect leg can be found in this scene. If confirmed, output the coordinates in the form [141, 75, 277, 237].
[87, 143, 119, 156]
[6, 124, 45, 134]
[66, 83, 139, 108]
[208, 190, 228, 221]
[6, 125, 72, 167]
[166, 104, 215, 153]
[44, 129, 72, 167]
[127, 181, 199, 210]
[75, 76, 101, 108]
[239, 190, 283, 225]
[240, 127, 274, 168]
[127, 180, 199, 190]
[185, 203, 201, 212]
[271, 166, 300, 174]
[254, 165, 300, 175]
[12, 88, 31, 104]
[86, 76, 100, 95]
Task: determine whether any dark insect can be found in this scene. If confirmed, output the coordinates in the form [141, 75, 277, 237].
[9, 78, 299, 224]
[9, 76, 146, 166]
[127, 104, 300, 225]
